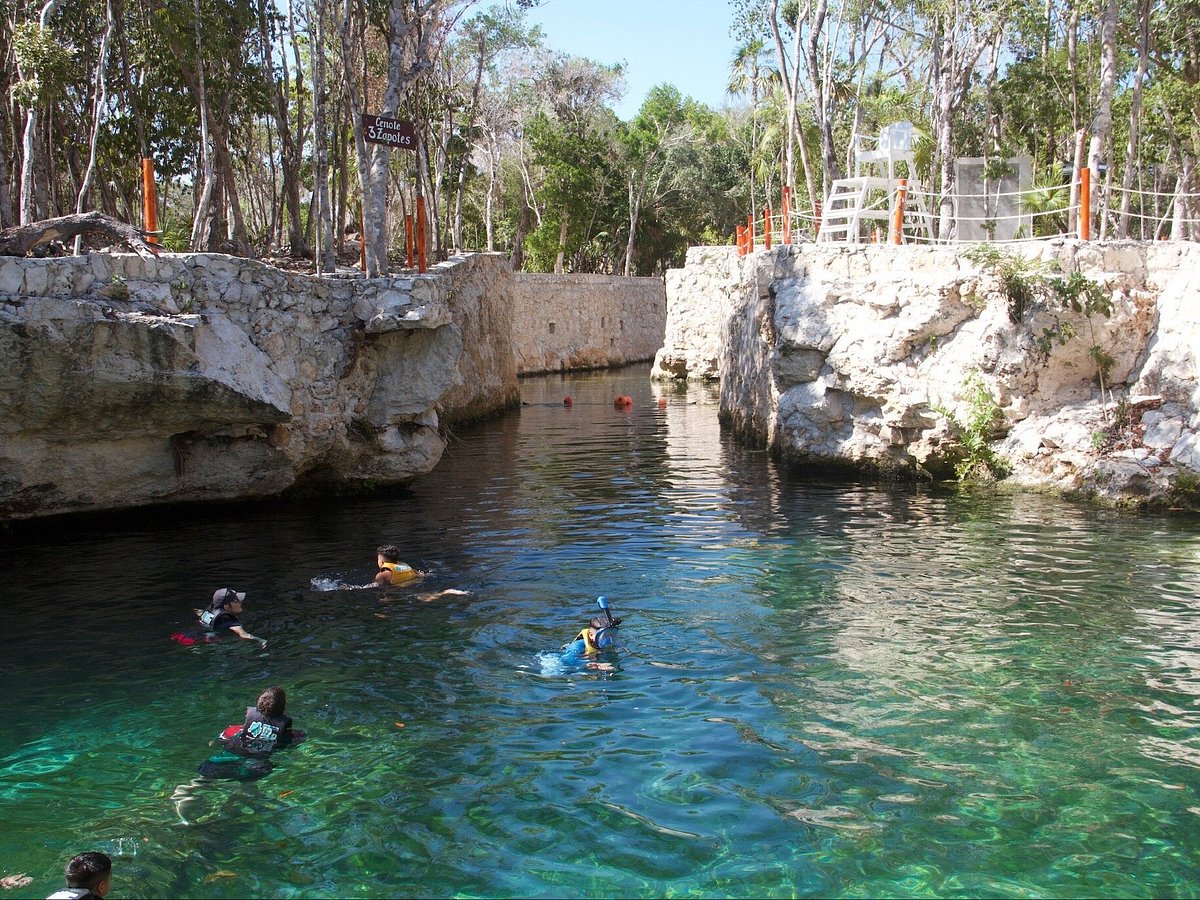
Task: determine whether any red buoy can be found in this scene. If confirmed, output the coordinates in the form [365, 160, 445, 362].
[657, 397, 667, 409]
[563, 396, 573, 407]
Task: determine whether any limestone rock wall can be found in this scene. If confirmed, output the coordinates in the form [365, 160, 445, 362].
[653, 241, 1200, 505]
[0, 252, 519, 519]
[512, 273, 665, 374]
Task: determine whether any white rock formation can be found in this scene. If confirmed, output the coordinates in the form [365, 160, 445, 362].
[654, 241, 1200, 506]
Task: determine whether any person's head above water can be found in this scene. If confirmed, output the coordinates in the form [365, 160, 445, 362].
[377, 545, 401, 565]
[65, 851, 112, 896]
[210, 587, 246, 610]
[257, 686, 286, 717]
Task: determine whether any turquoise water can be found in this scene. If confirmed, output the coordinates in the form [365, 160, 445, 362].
[2, 366, 1199, 898]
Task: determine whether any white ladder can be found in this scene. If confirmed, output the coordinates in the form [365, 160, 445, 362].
[817, 177, 936, 244]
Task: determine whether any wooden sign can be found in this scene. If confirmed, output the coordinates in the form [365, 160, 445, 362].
[361, 114, 416, 150]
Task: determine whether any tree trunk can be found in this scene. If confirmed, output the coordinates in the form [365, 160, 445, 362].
[1090, 0, 1118, 237]
[554, 208, 569, 274]
[0, 210, 158, 257]
[624, 174, 641, 278]
[73, 0, 114, 255]
[310, 0, 336, 271]
[1117, 0, 1149, 239]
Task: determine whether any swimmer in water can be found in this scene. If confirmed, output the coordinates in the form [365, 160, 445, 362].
[369, 545, 470, 600]
[192, 588, 267, 647]
[46, 852, 112, 900]
[373, 545, 419, 586]
[172, 686, 301, 823]
[561, 596, 622, 671]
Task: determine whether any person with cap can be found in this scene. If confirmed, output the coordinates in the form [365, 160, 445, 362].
[46, 851, 112, 899]
[191, 588, 266, 647]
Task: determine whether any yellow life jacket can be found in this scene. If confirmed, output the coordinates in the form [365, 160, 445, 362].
[576, 628, 598, 655]
[381, 561, 416, 584]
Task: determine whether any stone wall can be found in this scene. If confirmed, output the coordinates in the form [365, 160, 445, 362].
[0, 252, 519, 519]
[653, 241, 1200, 506]
[512, 273, 665, 374]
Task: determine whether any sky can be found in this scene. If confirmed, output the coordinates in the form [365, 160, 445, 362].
[519, 0, 742, 121]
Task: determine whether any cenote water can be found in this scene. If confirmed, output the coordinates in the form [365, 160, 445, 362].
[2, 366, 1199, 899]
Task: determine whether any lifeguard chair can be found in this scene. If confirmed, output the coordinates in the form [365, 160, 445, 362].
[817, 120, 934, 244]
[853, 121, 916, 180]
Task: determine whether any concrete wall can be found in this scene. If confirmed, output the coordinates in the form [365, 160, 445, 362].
[512, 273, 666, 375]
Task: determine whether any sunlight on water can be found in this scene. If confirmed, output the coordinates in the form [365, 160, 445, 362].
[1, 367, 1199, 898]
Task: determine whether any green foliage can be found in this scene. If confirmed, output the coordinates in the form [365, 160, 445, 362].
[936, 372, 1010, 482]
[11, 22, 77, 106]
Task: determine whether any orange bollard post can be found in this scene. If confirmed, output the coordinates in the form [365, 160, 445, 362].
[416, 195, 427, 273]
[892, 178, 908, 245]
[814, 200, 822, 239]
[1080, 167, 1091, 240]
[360, 208, 367, 272]
[782, 187, 792, 245]
[141, 158, 158, 246]
[736, 226, 745, 256]
[763, 207, 772, 251]
[405, 213, 414, 268]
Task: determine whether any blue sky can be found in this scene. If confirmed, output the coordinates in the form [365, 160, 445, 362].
[520, 0, 741, 120]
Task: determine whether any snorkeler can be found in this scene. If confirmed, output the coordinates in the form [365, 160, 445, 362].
[560, 596, 622, 663]
[172, 588, 266, 647]
[45, 852, 112, 900]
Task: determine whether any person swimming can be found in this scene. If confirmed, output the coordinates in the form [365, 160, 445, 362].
[170, 588, 266, 647]
[560, 596, 622, 662]
[172, 686, 303, 823]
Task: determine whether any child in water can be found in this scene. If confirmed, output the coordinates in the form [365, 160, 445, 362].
[561, 597, 622, 671]
[172, 686, 302, 823]
[370, 544, 470, 600]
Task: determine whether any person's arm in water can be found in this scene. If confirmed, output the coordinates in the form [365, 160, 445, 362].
[229, 624, 267, 647]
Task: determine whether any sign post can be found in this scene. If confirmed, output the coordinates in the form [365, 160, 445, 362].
[360, 114, 422, 271]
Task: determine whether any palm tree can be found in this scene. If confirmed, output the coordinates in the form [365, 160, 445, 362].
[728, 39, 780, 229]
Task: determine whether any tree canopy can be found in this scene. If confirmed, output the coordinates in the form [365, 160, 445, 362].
[0, 0, 1194, 275]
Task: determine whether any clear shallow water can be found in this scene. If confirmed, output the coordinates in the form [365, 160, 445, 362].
[2, 365, 1199, 898]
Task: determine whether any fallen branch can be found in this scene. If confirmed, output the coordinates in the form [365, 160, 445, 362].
[0, 211, 159, 258]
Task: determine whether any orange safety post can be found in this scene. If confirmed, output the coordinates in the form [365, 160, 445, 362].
[416, 195, 428, 273]
[781, 187, 792, 245]
[736, 225, 746, 256]
[892, 178, 908, 245]
[405, 213, 414, 269]
[360, 208, 367, 272]
[1080, 167, 1091, 240]
[763, 207, 772, 251]
[141, 158, 158, 246]
[814, 200, 822, 239]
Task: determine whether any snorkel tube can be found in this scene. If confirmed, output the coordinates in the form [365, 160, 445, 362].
[593, 596, 620, 649]
[597, 595, 614, 626]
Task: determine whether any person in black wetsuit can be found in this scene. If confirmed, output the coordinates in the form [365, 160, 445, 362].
[45, 852, 112, 900]
[172, 686, 301, 822]
[171, 587, 266, 647]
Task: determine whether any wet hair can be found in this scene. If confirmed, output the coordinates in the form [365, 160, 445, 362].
[65, 852, 111, 889]
[590, 615, 621, 630]
[377, 544, 401, 564]
[256, 686, 286, 717]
